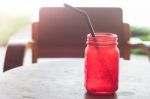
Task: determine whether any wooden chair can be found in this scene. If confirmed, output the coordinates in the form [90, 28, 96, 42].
[3, 7, 150, 72]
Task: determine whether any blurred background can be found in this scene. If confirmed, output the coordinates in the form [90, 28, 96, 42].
[1, 0, 150, 44]
[0, 0, 150, 66]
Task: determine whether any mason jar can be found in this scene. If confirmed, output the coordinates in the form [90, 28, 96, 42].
[84, 33, 119, 95]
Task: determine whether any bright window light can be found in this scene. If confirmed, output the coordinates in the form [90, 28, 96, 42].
[0, 0, 150, 26]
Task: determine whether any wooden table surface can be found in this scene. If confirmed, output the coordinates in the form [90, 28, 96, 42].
[0, 58, 150, 99]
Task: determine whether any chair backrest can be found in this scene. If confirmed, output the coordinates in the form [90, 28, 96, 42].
[33, 7, 123, 59]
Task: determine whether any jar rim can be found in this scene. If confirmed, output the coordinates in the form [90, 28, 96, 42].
[87, 32, 118, 46]
[88, 32, 117, 38]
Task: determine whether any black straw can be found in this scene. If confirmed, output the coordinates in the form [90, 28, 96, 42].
[64, 3, 95, 37]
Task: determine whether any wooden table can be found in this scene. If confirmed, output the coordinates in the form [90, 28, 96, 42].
[0, 58, 150, 99]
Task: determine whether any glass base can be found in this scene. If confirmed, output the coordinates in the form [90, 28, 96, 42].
[87, 91, 115, 95]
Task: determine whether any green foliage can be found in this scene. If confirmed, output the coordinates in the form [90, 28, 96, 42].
[131, 26, 150, 35]
[0, 15, 30, 46]
[139, 34, 150, 41]
[131, 25, 150, 55]
[131, 49, 146, 55]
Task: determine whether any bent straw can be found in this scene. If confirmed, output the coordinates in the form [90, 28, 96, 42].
[64, 4, 114, 83]
[64, 4, 115, 86]
[64, 3, 95, 37]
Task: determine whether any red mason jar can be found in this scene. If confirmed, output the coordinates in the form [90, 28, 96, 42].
[84, 33, 119, 95]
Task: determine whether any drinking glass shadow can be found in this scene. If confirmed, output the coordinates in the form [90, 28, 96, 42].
[84, 93, 117, 99]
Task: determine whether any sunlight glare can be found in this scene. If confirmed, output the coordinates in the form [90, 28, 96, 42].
[0, 0, 150, 26]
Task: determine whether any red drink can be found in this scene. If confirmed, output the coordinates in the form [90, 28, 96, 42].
[84, 33, 119, 95]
